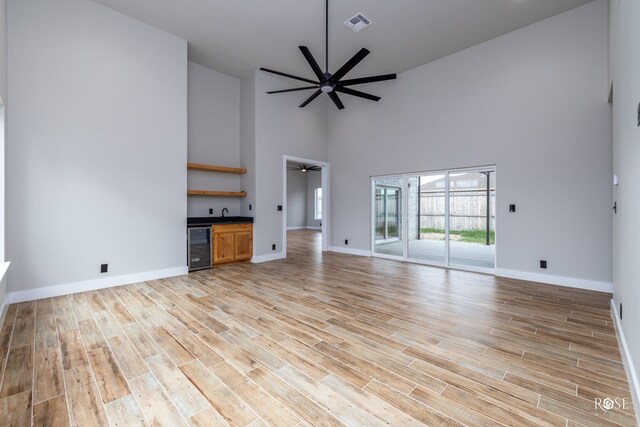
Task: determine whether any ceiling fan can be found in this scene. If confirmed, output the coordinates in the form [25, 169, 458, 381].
[260, 0, 396, 110]
[287, 164, 321, 173]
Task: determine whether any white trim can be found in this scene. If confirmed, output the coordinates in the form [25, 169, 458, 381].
[306, 226, 322, 231]
[610, 299, 640, 423]
[496, 269, 612, 293]
[329, 246, 372, 257]
[0, 262, 10, 327]
[0, 295, 8, 328]
[251, 252, 286, 263]
[5, 266, 188, 304]
[0, 262, 9, 283]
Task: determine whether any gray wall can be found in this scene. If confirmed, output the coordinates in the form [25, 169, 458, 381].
[286, 169, 307, 228]
[610, 0, 640, 401]
[6, 0, 188, 292]
[306, 170, 322, 229]
[187, 61, 241, 217]
[239, 74, 256, 219]
[0, 0, 6, 310]
[251, 71, 328, 257]
[0, 0, 5, 103]
[328, 1, 611, 284]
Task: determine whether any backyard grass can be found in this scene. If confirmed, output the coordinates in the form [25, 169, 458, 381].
[420, 228, 495, 244]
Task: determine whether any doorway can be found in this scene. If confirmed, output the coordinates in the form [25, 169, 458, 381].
[372, 166, 496, 272]
[282, 156, 329, 258]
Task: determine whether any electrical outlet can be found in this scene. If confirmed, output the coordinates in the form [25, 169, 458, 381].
[209, 208, 213, 214]
[539, 260, 547, 269]
[620, 303, 623, 319]
[277, 205, 283, 211]
[249, 204, 252, 211]
[509, 204, 516, 213]
[345, 239, 349, 245]
[100, 264, 108, 273]
[272, 244, 276, 251]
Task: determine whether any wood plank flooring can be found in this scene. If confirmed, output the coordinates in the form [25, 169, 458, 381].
[0, 229, 635, 426]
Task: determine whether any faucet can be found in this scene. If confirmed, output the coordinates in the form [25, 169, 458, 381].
[221, 208, 228, 218]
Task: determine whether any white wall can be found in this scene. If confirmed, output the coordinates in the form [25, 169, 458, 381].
[306, 171, 322, 228]
[187, 61, 241, 217]
[329, 1, 611, 286]
[286, 169, 307, 228]
[6, 0, 188, 293]
[252, 71, 328, 257]
[610, 0, 640, 405]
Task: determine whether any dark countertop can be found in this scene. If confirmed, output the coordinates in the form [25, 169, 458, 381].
[187, 216, 254, 228]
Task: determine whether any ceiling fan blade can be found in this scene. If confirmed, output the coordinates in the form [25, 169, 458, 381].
[327, 91, 345, 110]
[260, 67, 318, 85]
[335, 87, 381, 102]
[299, 46, 325, 81]
[267, 86, 318, 94]
[330, 48, 370, 83]
[338, 73, 397, 87]
[299, 89, 323, 108]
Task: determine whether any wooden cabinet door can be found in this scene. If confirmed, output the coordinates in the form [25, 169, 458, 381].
[213, 232, 235, 264]
[234, 231, 253, 261]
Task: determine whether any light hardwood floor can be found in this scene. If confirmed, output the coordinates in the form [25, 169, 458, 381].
[0, 229, 635, 426]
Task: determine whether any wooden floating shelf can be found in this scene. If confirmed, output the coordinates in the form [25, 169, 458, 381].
[187, 163, 247, 174]
[187, 190, 247, 198]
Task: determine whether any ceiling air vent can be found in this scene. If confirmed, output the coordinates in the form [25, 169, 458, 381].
[343, 13, 372, 32]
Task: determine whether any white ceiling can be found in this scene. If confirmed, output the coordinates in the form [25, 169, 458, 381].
[91, 0, 595, 80]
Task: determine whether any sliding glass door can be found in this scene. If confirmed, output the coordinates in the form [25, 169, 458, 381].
[372, 167, 496, 271]
[407, 174, 447, 264]
[373, 178, 403, 258]
[448, 170, 495, 269]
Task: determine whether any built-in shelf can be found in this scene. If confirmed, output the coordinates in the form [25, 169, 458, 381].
[187, 163, 247, 174]
[187, 163, 247, 198]
[187, 190, 247, 198]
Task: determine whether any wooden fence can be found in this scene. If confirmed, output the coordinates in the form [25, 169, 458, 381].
[419, 190, 495, 231]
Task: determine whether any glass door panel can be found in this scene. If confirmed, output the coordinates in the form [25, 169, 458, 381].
[373, 178, 403, 257]
[448, 170, 495, 268]
[407, 174, 447, 264]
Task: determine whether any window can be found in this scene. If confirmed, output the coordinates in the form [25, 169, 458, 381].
[314, 188, 322, 220]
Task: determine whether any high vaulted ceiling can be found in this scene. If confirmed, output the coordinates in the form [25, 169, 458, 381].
[91, 0, 595, 80]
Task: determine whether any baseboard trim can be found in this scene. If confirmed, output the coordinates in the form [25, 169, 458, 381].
[287, 226, 322, 231]
[306, 226, 322, 231]
[251, 253, 286, 263]
[496, 269, 612, 293]
[328, 246, 372, 257]
[6, 266, 188, 304]
[0, 262, 12, 326]
[611, 299, 640, 424]
[0, 294, 8, 329]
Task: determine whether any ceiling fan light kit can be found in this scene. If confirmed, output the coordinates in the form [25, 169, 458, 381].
[260, 0, 396, 110]
[287, 164, 322, 173]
